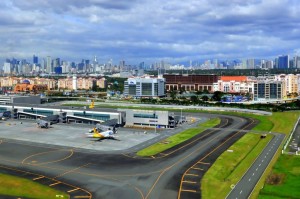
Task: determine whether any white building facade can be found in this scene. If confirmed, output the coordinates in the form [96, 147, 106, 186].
[124, 76, 165, 98]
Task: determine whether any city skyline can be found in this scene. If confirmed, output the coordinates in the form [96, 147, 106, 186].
[1, 0, 300, 64]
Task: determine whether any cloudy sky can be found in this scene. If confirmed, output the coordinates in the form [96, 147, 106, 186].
[1, 0, 300, 64]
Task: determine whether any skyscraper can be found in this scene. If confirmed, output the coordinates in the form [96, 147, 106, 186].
[46, 56, 52, 73]
[277, 55, 289, 69]
[247, 59, 255, 69]
[33, 55, 38, 64]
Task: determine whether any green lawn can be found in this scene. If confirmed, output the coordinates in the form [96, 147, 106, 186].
[258, 155, 300, 199]
[137, 118, 220, 156]
[202, 133, 273, 199]
[0, 173, 69, 199]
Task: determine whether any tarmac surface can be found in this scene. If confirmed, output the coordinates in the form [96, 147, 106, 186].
[0, 113, 260, 199]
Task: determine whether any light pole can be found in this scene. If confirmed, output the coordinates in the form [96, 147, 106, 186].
[180, 108, 183, 124]
[154, 111, 157, 134]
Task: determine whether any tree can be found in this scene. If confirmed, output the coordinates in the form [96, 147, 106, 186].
[212, 91, 223, 102]
[201, 95, 209, 102]
[170, 90, 177, 100]
[190, 95, 198, 104]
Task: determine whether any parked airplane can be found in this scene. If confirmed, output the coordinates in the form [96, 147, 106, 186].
[86, 128, 116, 140]
[86, 124, 118, 140]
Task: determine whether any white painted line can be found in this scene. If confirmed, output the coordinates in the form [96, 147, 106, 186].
[256, 168, 258, 171]
[253, 173, 255, 176]
[262, 160, 264, 162]
[259, 164, 261, 166]
[249, 178, 251, 181]
[240, 190, 243, 194]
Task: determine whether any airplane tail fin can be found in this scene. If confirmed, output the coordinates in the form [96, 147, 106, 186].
[89, 100, 95, 109]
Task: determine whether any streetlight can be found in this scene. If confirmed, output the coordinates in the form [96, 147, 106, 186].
[180, 108, 183, 124]
[153, 110, 158, 134]
[154, 111, 157, 134]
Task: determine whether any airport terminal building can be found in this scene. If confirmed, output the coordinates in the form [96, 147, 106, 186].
[0, 105, 125, 126]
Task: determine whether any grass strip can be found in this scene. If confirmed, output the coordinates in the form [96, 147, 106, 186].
[258, 155, 300, 199]
[0, 173, 69, 199]
[202, 133, 273, 199]
[137, 118, 220, 157]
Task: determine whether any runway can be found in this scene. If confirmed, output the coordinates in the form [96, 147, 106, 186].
[0, 114, 258, 199]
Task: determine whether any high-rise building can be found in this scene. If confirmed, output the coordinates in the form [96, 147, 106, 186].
[247, 59, 255, 69]
[3, 62, 11, 74]
[277, 55, 289, 69]
[294, 56, 300, 68]
[46, 56, 52, 73]
[33, 55, 38, 64]
[265, 60, 274, 69]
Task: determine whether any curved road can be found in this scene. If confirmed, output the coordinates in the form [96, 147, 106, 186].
[0, 114, 258, 199]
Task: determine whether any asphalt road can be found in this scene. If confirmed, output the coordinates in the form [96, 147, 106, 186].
[0, 114, 258, 199]
[288, 119, 300, 153]
[226, 133, 285, 199]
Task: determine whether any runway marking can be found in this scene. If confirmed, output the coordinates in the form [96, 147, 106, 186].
[240, 190, 243, 194]
[249, 178, 251, 181]
[252, 173, 255, 176]
[49, 181, 61, 186]
[256, 168, 258, 171]
[21, 149, 74, 166]
[259, 164, 261, 166]
[182, 181, 197, 184]
[191, 167, 204, 171]
[181, 189, 197, 193]
[197, 162, 210, 165]
[67, 188, 80, 193]
[33, 176, 44, 180]
[54, 163, 91, 179]
[185, 173, 198, 177]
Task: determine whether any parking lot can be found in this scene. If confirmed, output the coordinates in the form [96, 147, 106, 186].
[0, 119, 160, 152]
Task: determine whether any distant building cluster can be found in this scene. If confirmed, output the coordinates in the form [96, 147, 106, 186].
[1, 54, 300, 75]
[124, 74, 300, 101]
[1, 55, 147, 75]
[0, 76, 107, 93]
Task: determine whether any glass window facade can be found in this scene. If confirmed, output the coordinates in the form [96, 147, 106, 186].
[74, 112, 110, 121]
[257, 83, 265, 98]
[23, 109, 53, 116]
[141, 83, 152, 95]
[128, 85, 136, 95]
[270, 84, 277, 99]
[133, 113, 158, 119]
